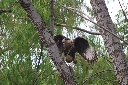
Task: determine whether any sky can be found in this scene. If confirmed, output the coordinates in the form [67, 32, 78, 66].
[62, 0, 128, 41]
[85, 0, 128, 22]
[77, 0, 128, 36]
[106, 0, 128, 21]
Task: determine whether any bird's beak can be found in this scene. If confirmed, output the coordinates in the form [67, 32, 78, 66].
[62, 38, 65, 43]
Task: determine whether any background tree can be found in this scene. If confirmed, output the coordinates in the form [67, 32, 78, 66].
[90, 0, 128, 84]
[0, 0, 128, 85]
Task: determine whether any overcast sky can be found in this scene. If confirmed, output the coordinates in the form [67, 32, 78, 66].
[86, 0, 128, 22]
[107, 0, 128, 21]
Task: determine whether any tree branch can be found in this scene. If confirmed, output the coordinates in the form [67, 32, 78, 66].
[18, 0, 77, 85]
[50, 0, 54, 35]
[55, 23, 101, 35]
[82, 69, 113, 85]
[55, 2, 128, 45]
[0, 9, 12, 14]
[90, 0, 128, 84]
[118, 0, 128, 23]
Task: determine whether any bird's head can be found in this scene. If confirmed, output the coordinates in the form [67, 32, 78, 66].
[62, 38, 73, 48]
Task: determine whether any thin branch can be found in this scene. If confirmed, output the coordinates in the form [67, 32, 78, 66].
[82, 69, 113, 85]
[117, 0, 128, 41]
[66, 7, 102, 34]
[118, 0, 128, 23]
[0, 1, 19, 14]
[32, 70, 45, 85]
[55, 23, 101, 35]
[50, 0, 54, 35]
[65, 7, 93, 21]
[0, 9, 12, 14]
[55, 2, 128, 45]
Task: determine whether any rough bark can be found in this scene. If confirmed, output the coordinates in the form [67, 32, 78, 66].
[90, 0, 128, 84]
[19, 0, 77, 85]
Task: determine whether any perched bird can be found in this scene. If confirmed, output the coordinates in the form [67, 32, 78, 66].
[54, 35, 65, 54]
[54, 35, 97, 64]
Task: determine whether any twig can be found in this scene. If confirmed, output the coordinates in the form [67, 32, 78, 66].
[82, 69, 113, 85]
[96, 76, 118, 82]
[55, 2, 128, 45]
[117, 0, 128, 41]
[55, 23, 101, 35]
[65, 7, 93, 21]
[32, 70, 45, 85]
[50, 0, 54, 35]
[118, 0, 128, 23]
[0, 9, 12, 14]
[0, 1, 19, 14]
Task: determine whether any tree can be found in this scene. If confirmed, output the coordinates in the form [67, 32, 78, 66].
[0, 0, 128, 85]
[90, 0, 128, 84]
[19, 0, 77, 85]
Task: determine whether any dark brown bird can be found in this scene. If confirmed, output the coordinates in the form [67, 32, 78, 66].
[54, 35, 66, 54]
[62, 38, 76, 63]
[54, 35, 97, 64]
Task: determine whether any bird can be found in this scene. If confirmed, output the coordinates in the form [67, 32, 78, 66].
[54, 35, 97, 64]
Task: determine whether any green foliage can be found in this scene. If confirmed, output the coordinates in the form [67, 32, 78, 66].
[73, 55, 118, 85]
[114, 10, 128, 52]
[0, 0, 127, 85]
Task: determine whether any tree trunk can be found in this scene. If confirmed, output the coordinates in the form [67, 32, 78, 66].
[90, 0, 128, 84]
[19, 0, 77, 85]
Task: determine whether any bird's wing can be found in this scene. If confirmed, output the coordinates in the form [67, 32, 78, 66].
[74, 37, 97, 64]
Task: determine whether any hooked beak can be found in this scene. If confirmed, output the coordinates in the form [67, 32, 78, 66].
[62, 38, 65, 43]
